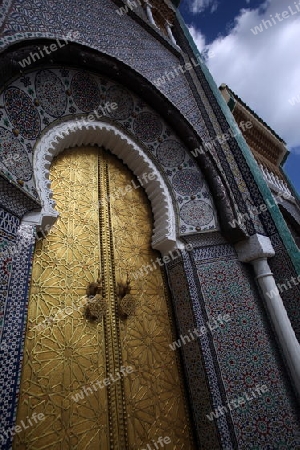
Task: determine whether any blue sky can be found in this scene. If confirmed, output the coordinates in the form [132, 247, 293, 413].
[179, 0, 300, 195]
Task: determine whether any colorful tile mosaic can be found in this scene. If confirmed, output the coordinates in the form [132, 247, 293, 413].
[166, 257, 224, 449]
[4, 87, 41, 140]
[172, 169, 203, 196]
[0, 208, 20, 341]
[269, 233, 300, 341]
[0, 3, 299, 448]
[105, 85, 134, 120]
[178, 234, 300, 448]
[0, 208, 20, 239]
[0, 224, 35, 450]
[180, 200, 214, 227]
[156, 139, 185, 168]
[71, 71, 101, 113]
[0, 127, 33, 182]
[133, 111, 163, 143]
[0, 176, 39, 218]
[35, 69, 67, 117]
[0, 0, 13, 29]
[0, 67, 218, 234]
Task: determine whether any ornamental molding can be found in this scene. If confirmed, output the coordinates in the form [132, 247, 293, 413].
[23, 118, 177, 254]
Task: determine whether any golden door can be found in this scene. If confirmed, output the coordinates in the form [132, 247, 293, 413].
[14, 146, 195, 449]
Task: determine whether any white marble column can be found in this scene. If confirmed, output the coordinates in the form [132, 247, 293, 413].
[235, 234, 300, 400]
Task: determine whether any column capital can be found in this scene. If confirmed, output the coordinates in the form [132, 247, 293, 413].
[235, 234, 275, 263]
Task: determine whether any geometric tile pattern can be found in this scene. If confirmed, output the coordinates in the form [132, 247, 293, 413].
[0, 0, 12, 29]
[181, 234, 300, 449]
[156, 139, 185, 168]
[172, 169, 203, 196]
[180, 200, 214, 227]
[4, 87, 41, 140]
[165, 232, 300, 448]
[166, 256, 224, 449]
[0, 224, 35, 450]
[133, 111, 163, 143]
[0, 68, 218, 234]
[0, 127, 33, 182]
[0, 176, 39, 218]
[35, 69, 67, 117]
[71, 71, 101, 113]
[269, 233, 300, 342]
[0, 208, 20, 239]
[180, 248, 238, 449]
[105, 85, 134, 120]
[0, 208, 20, 338]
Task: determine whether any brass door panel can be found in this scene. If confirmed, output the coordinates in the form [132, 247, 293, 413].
[108, 153, 194, 449]
[14, 146, 195, 449]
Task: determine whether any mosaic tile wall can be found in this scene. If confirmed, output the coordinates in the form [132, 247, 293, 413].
[0, 0, 13, 29]
[269, 233, 300, 341]
[0, 176, 39, 219]
[0, 67, 218, 235]
[166, 254, 235, 449]
[0, 224, 35, 450]
[0, 0, 205, 134]
[0, 208, 20, 337]
[0, 0, 270, 236]
[167, 233, 300, 449]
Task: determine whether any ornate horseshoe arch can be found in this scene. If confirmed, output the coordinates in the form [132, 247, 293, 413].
[25, 119, 178, 254]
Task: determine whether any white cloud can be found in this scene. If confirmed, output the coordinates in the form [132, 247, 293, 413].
[190, 0, 300, 150]
[188, 25, 206, 52]
[189, 0, 219, 14]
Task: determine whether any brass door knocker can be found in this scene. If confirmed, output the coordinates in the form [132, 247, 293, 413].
[85, 275, 107, 323]
[116, 273, 135, 319]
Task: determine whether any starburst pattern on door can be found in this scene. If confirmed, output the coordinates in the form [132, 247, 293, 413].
[14, 146, 195, 450]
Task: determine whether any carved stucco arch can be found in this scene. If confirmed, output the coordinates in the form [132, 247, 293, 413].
[24, 119, 178, 255]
